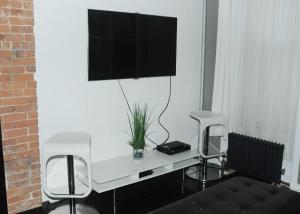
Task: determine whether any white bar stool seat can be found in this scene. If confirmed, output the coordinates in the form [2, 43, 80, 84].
[42, 132, 98, 214]
[189, 111, 228, 189]
[190, 111, 228, 158]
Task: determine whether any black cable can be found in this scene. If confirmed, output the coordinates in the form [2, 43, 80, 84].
[158, 76, 172, 144]
[117, 80, 158, 146]
[118, 80, 133, 115]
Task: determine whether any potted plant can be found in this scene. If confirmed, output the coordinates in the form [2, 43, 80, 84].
[127, 104, 150, 159]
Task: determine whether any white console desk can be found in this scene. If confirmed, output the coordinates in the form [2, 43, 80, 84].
[77, 148, 200, 213]
[78, 148, 200, 193]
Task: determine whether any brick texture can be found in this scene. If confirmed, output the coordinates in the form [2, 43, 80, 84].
[0, 0, 42, 213]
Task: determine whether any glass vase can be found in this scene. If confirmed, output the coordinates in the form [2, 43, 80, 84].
[133, 149, 144, 159]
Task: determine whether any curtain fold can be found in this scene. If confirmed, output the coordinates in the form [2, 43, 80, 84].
[212, 0, 300, 161]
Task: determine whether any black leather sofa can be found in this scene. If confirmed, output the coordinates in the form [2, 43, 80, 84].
[148, 177, 300, 214]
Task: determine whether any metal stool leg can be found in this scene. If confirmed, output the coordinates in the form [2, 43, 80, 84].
[113, 189, 117, 214]
[181, 169, 185, 195]
[67, 155, 76, 214]
[49, 155, 98, 214]
[201, 158, 207, 189]
[201, 127, 210, 189]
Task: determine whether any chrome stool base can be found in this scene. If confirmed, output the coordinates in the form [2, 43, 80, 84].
[186, 163, 224, 183]
[49, 204, 98, 214]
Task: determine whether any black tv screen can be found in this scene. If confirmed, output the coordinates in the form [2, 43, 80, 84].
[88, 9, 177, 81]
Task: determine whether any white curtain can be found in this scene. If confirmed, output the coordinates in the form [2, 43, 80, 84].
[212, 0, 300, 161]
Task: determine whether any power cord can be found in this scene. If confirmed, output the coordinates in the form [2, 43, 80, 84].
[158, 76, 172, 144]
[118, 80, 133, 115]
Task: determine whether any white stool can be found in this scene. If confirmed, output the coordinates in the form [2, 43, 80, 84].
[42, 132, 98, 214]
[189, 111, 228, 189]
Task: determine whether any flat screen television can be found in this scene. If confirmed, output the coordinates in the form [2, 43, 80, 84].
[88, 9, 177, 81]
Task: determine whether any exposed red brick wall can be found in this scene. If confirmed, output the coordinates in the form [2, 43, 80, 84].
[0, 0, 42, 213]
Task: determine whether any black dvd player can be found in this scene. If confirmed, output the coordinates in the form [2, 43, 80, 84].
[156, 141, 191, 155]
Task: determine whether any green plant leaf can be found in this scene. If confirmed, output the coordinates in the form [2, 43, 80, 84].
[127, 103, 151, 150]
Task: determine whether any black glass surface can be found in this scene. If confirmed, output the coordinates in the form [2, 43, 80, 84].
[88, 9, 177, 81]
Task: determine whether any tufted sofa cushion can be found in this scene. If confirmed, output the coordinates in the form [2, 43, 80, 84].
[148, 177, 300, 214]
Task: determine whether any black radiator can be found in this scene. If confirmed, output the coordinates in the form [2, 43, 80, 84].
[0, 123, 8, 213]
[227, 133, 284, 183]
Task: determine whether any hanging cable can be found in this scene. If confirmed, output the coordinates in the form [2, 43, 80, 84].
[118, 80, 133, 115]
[158, 76, 172, 144]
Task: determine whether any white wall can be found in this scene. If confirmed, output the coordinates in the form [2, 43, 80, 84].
[291, 95, 300, 192]
[34, 0, 204, 197]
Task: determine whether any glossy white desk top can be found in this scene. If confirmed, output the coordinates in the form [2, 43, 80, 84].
[78, 148, 200, 193]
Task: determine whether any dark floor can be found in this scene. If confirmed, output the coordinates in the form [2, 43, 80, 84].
[21, 170, 207, 214]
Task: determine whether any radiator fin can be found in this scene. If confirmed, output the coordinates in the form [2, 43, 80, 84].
[227, 133, 284, 183]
